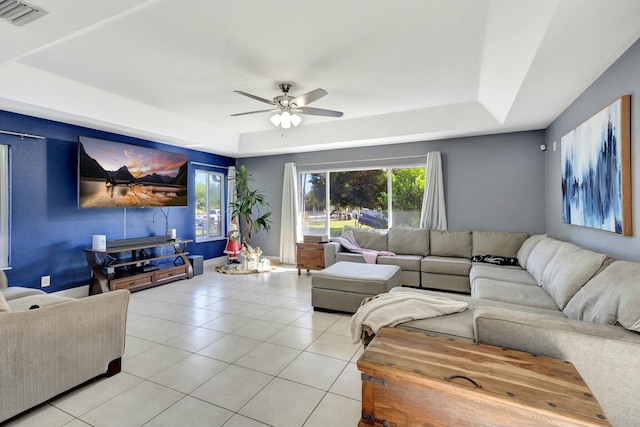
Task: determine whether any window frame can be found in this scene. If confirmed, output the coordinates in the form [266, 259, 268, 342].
[0, 144, 9, 269]
[299, 162, 425, 237]
[194, 169, 226, 243]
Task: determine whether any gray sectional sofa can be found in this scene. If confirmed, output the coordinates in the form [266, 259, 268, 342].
[327, 227, 640, 426]
[325, 225, 529, 292]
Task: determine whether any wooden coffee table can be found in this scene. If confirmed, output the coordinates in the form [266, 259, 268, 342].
[357, 327, 610, 427]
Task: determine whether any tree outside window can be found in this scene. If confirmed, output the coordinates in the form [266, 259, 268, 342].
[300, 167, 424, 237]
[195, 170, 224, 241]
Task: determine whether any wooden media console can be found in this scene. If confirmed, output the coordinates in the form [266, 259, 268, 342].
[85, 236, 193, 295]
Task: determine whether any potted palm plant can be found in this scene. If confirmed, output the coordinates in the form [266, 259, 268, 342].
[230, 165, 272, 246]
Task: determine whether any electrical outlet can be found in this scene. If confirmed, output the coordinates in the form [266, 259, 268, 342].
[41, 275, 50, 287]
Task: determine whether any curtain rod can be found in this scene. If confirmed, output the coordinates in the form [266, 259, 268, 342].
[299, 154, 428, 167]
[190, 161, 231, 169]
[0, 130, 45, 140]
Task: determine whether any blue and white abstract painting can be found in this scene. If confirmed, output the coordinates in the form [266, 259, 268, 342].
[561, 98, 625, 234]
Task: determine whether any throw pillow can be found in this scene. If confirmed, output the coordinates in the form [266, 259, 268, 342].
[471, 255, 519, 266]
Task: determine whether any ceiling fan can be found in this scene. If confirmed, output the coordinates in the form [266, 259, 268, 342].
[231, 83, 343, 128]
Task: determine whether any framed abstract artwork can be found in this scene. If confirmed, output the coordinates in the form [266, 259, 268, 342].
[561, 95, 631, 235]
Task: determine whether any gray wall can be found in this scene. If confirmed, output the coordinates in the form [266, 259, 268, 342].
[545, 37, 640, 261]
[238, 131, 546, 257]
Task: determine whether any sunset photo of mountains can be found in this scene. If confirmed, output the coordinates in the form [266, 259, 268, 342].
[78, 136, 188, 208]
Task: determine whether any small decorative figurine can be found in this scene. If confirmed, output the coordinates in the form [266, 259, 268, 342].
[224, 217, 241, 263]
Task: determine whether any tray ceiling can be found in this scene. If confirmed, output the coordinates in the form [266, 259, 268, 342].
[0, 0, 639, 157]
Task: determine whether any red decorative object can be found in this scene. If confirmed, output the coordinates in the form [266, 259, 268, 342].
[224, 217, 242, 261]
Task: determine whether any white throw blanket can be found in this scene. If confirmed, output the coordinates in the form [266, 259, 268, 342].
[350, 292, 468, 344]
[331, 230, 395, 264]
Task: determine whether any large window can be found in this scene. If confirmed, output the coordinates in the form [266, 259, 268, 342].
[195, 170, 225, 242]
[300, 166, 425, 237]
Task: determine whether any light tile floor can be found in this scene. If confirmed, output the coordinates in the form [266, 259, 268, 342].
[5, 262, 363, 427]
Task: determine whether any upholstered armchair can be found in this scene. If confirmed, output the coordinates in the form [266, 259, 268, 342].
[0, 270, 130, 422]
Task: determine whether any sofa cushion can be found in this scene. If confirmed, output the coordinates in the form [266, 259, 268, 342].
[421, 256, 471, 276]
[391, 287, 565, 341]
[7, 294, 75, 311]
[1, 286, 46, 301]
[472, 279, 560, 311]
[516, 234, 548, 269]
[469, 265, 537, 287]
[0, 291, 9, 312]
[525, 237, 562, 285]
[472, 231, 529, 258]
[387, 227, 429, 256]
[564, 261, 640, 331]
[336, 252, 365, 263]
[378, 254, 422, 271]
[541, 243, 607, 310]
[343, 225, 388, 251]
[421, 273, 471, 293]
[429, 230, 472, 258]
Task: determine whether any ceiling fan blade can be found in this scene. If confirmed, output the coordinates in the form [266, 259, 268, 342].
[230, 109, 275, 116]
[298, 106, 344, 117]
[291, 88, 328, 107]
[234, 90, 276, 105]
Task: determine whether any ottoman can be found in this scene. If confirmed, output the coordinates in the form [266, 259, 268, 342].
[311, 261, 402, 313]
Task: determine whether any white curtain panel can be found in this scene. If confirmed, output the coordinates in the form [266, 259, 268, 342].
[419, 151, 448, 230]
[280, 162, 300, 264]
[227, 165, 236, 229]
[0, 145, 8, 268]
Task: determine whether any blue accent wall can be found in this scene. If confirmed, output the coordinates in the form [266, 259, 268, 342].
[0, 109, 235, 292]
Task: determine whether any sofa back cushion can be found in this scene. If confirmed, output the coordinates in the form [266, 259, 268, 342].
[0, 269, 7, 289]
[430, 230, 472, 258]
[541, 242, 607, 310]
[472, 231, 529, 258]
[0, 291, 9, 312]
[343, 225, 388, 251]
[525, 237, 562, 285]
[516, 234, 547, 269]
[564, 260, 640, 332]
[388, 227, 430, 256]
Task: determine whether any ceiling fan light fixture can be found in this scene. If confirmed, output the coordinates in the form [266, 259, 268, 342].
[270, 113, 281, 126]
[280, 111, 292, 128]
[232, 83, 342, 128]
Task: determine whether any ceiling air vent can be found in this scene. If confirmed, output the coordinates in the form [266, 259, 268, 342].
[0, 0, 48, 26]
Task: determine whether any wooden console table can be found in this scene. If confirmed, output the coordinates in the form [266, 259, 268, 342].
[357, 327, 610, 427]
[85, 236, 193, 295]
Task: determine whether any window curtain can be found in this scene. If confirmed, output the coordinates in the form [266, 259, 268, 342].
[227, 165, 236, 230]
[0, 145, 8, 268]
[280, 162, 300, 264]
[419, 151, 447, 230]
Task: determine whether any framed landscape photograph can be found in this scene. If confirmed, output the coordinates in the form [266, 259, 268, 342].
[78, 136, 188, 208]
[561, 95, 631, 235]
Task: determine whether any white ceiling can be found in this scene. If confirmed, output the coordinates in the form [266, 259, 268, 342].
[1, 0, 639, 157]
